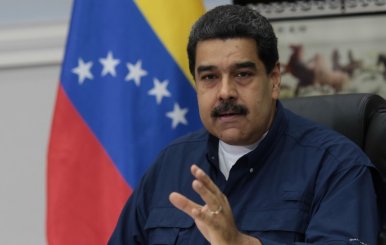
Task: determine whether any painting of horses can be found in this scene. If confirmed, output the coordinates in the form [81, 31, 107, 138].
[272, 14, 386, 99]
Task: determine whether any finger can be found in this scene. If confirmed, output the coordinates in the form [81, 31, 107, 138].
[191, 179, 219, 212]
[191, 164, 220, 195]
[169, 192, 214, 225]
[191, 165, 223, 212]
[169, 192, 202, 218]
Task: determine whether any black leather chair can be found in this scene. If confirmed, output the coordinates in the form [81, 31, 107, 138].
[282, 93, 386, 245]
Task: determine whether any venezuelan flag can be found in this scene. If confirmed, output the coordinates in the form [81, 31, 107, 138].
[47, 0, 204, 244]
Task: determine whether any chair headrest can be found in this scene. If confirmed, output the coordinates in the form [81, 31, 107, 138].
[365, 103, 386, 177]
[281, 93, 385, 149]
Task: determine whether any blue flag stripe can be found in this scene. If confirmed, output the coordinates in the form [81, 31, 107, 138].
[60, 0, 202, 187]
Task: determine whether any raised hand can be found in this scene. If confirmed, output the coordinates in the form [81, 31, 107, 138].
[169, 164, 260, 245]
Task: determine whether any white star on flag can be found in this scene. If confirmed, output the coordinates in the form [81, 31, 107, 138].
[166, 103, 188, 129]
[72, 58, 93, 85]
[148, 78, 171, 104]
[99, 51, 120, 77]
[125, 60, 148, 86]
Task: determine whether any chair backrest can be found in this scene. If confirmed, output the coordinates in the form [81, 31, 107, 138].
[282, 93, 386, 245]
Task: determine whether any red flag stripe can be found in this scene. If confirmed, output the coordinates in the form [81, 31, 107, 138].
[47, 85, 131, 245]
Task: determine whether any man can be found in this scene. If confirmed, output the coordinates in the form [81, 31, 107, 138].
[109, 5, 381, 244]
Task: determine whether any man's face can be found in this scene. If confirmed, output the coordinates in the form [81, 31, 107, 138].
[194, 38, 281, 145]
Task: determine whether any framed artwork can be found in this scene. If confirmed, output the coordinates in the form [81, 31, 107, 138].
[240, 0, 386, 98]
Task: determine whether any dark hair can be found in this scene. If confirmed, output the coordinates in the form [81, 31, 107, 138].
[187, 5, 278, 77]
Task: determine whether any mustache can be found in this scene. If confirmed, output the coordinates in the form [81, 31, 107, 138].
[211, 101, 249, 118]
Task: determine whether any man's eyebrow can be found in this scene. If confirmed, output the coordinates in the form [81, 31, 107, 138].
[196, 62, 257, 73]
[234, 61, 257, 70]
[196, 65, 216, 74]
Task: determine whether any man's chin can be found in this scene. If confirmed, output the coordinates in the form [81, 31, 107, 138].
[217, 129, 246, 145]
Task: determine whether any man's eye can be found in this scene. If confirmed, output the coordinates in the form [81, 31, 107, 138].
[201, 74, 217, 80]
[236, 72, 251, 78]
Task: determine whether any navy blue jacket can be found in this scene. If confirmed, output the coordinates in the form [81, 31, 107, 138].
[109, 102, 381, 245]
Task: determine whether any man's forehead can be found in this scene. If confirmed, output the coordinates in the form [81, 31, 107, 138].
[195, 38, 258, 59]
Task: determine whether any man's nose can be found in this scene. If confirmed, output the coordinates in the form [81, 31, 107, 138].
[218, 77, 237, 101]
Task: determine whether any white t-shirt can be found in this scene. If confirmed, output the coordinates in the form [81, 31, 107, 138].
[218, 132, 268, 180]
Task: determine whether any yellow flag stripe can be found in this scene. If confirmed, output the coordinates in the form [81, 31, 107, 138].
[134, 0, 205, 86]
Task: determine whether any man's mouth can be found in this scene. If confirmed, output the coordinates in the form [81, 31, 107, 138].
[218, 112, 241, 117]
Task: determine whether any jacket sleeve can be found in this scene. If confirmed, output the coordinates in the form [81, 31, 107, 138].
[108, 177, 148, 245]
[107, 147, 170, 245]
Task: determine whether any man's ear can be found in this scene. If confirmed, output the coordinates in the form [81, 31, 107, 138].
[270, 62, 281, 99]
